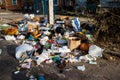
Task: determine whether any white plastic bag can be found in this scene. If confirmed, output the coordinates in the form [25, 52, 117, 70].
[35, 49, 50, 65]
[88, 45, 104, 58]
[77, 65, 85, 71]
[15, 44, 33, 59]
[4, 35, 16, 40]
[17, 35, 25, 40]
[79, 54, 96, 62]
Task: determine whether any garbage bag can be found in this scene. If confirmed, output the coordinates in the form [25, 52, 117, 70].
[77, 65, 85, 71]
[17, 35, 25, 40]
[35, 49, 50, 65]
[15, 44, 34, 59]
[71, 18, 82, 32]
[4, 35, 16, 40]
[88, 45, 104, 57]
[80, 43, 90, 51]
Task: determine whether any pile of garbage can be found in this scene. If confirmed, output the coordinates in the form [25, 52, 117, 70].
[0, 14, 104, 79]
[94, 12, 120, 51]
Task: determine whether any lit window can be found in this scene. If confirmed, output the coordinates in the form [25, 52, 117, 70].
[12, 0, 17, 5]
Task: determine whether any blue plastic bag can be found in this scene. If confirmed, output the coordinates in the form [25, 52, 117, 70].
[72, 18, 82, 32]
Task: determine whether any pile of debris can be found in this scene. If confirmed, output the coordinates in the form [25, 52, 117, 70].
[0, 14, 105, 79]
[94, 12, 120, 51]
[110, 8, 120, 16]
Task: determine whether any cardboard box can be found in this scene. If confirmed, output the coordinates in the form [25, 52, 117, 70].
[68, 37, 81, 51]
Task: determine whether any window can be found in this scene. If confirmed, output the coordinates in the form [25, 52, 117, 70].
[54, 0, 59, 6]
[12, 0, 17, 5]
[65, 0, 74, 6]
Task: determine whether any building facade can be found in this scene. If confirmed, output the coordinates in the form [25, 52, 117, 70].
[100, 0, 120, 8]
[0, 0, 23, 10]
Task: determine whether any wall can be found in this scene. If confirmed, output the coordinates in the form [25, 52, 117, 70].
[100, 0, 120, 8]
[0, 0, 5, 8]
[5, 0, 22, 10]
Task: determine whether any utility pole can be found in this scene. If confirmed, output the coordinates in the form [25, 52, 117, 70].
[48, 0, 54, 24]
